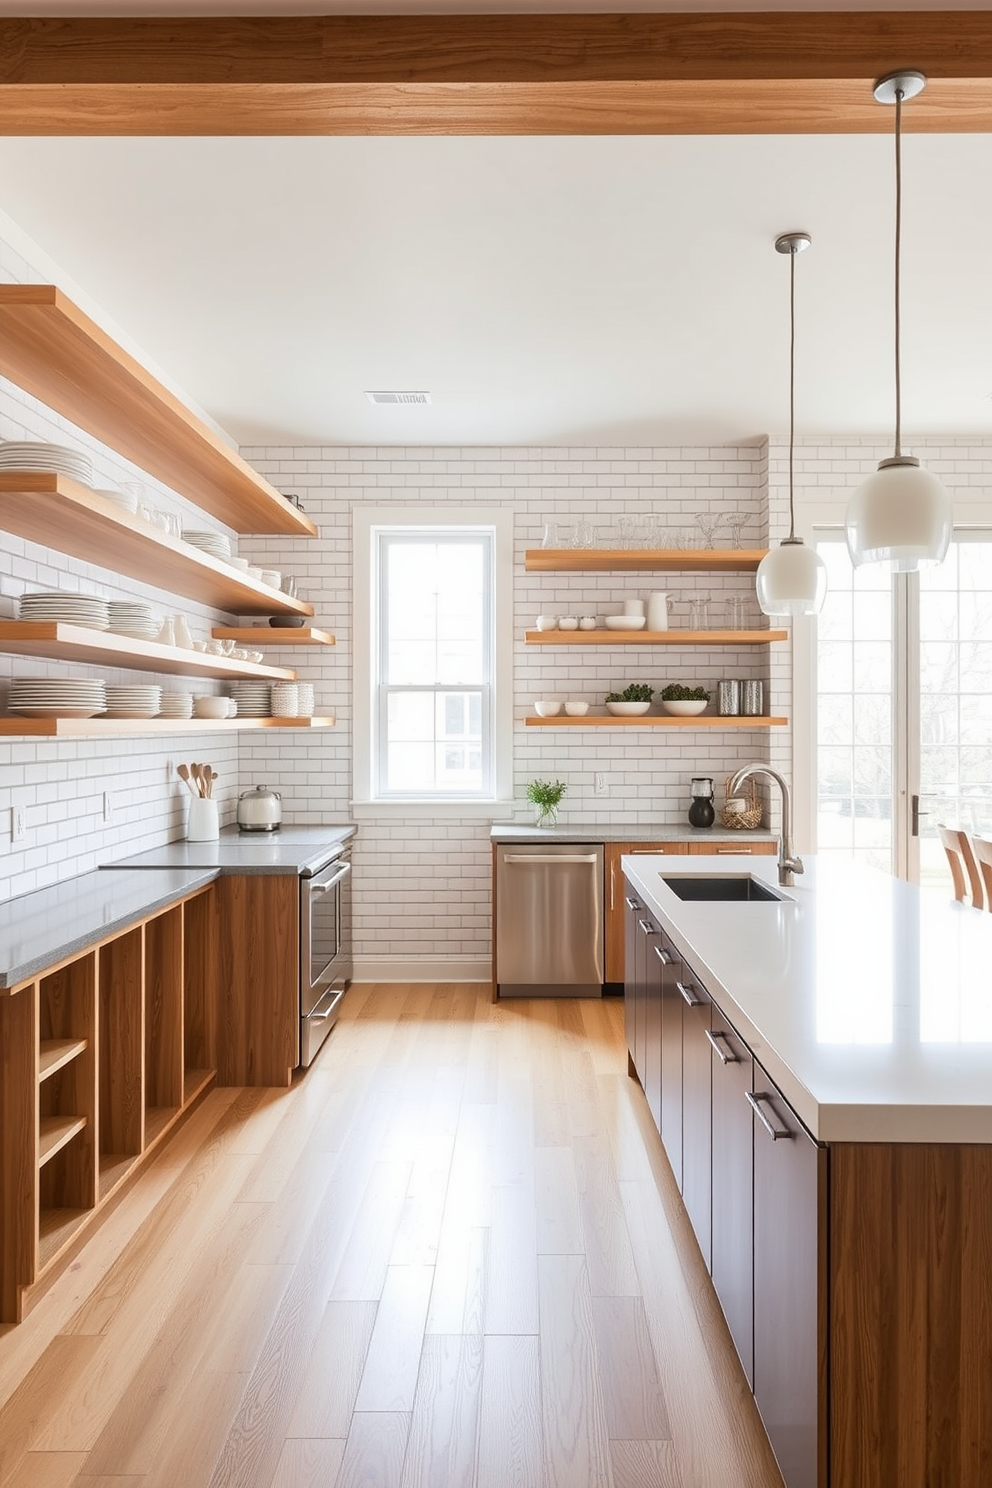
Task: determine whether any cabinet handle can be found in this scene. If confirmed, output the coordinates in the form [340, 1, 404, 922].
[610, 859, 616, 912]
[653, 945, 672, 965]
[717, 847, 752, 854]
[625, 896, 641, 912]
[676, 979, 701, 1007]
[638, 919, 656, 937]
[747, 1090, 793, 1141]
[705, 1028, 738, 1064]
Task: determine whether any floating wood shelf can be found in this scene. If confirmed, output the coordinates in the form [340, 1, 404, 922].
[0, 716, 335, 737]
[39, 1114, 87, 1166]
[525, 547, 768, 573]
[38, 1039, 88, 1082]
[0, 474, 314, 617]
[212, 626, 336, 646]
[0, 285, 316, 537]
[0, 621, 298, 681]
[525, 714, 787, 728]
[524, 628, 786, 646]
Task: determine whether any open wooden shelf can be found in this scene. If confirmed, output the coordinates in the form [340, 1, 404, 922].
[39, 1114, 87, 1166]
[38, 1208, 90, 1272]
[99, 1153, 140, 1202]
[525, 547, 768, 573]
[38, 1038, 88, 1082]
[0, 285, 316, 537]
[145, 1107, 182, 1149]
[524, 628, 786, 646]
[525, 714, 787, 728]
[0, 716, 336, 737]
[0, 473, 315, 617]
[182, 1068, 216, 1106]
[212, 626, 336, 646]
[0, 621, 297, 681]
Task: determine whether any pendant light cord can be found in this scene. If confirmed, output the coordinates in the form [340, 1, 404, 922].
[893, 85, 903, 458]
[788, 246, 796, 540]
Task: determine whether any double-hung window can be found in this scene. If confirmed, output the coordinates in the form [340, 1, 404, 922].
[354, 509, 513, 810]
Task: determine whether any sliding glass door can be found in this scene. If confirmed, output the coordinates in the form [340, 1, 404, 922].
[814, 533, 992, 882]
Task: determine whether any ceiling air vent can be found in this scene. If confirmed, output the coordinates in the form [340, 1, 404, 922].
[365, 390, 432, 405]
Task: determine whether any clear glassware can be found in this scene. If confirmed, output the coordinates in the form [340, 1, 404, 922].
[541, 521, 560, 549]
[688, 593, 711, 630]
[695, 512, 723, 549]
[726, 512, 748, 549]
[724, 596, 745, 630]
[573, 518, 594, 549]
[617, 517, 636, 550]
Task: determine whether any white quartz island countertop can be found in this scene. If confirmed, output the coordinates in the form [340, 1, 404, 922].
[622, 852, 992, 1145]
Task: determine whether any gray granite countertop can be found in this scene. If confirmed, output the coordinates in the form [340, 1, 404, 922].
[103, 824, 356, 877]
[0, 868, 217, 989]
[490, 822, 777, 845]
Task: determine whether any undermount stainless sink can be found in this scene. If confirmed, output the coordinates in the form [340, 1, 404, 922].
[661, 875, 784, 903]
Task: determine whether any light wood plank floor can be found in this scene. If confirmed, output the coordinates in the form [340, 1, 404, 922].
[0, 984, 784, 1488]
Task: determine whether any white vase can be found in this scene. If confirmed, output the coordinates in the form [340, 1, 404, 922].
[173, 614, 194, 650]
[646, 591, 670, 631]
[187, 798, 219, 841]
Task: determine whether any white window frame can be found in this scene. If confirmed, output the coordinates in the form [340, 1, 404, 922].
[352, 507, 514, 818]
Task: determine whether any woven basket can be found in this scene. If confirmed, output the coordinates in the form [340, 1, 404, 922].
[719, 773, 763, 830]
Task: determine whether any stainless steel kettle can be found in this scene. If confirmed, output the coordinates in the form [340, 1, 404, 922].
[237, 785, 282, 833]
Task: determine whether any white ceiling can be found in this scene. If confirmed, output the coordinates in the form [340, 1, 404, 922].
[0, 131, 990, 447]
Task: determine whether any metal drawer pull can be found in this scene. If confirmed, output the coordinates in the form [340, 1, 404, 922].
[638, 919, 656, 936]
[653, 945, 672, 965]
[676, 979, 701, 1007]
[717, 848, 752, 854]
[310, 862, 351, 892]
[625, 896, 642, 911]
[747, 1090, 793, 1140]
[705, 1028, 738, 1064]
[503, 853, 598, 865]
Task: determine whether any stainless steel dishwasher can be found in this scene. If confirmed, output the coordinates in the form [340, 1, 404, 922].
[495, 842, 604, 997]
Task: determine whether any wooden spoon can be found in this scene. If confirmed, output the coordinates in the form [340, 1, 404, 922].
[177, 763, 197, 798]
[207, 768, 218, 798]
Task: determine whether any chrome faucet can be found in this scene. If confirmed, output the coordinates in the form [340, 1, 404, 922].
[728, 762, 804, 887]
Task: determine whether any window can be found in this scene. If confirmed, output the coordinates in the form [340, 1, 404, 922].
[353, 509, 513, 811]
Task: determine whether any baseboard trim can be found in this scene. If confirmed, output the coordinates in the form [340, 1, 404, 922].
[352, 955, 491, 983]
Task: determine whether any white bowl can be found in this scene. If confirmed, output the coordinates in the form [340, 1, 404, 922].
[558, 617, 579, 631]
[535, 616, 559, 631]
[661, 699, 709, 716]
[578, 617, 597, 630]
[260, 569, 282, 589]
[606, 700, 652, 716]
[564, 701, 589, 716]
[534, 700, 562, 717]
[604, 615, 646, 631]
[192, 696, 230, 719]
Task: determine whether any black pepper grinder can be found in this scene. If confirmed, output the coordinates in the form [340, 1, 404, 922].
[688, 776, 715, 829]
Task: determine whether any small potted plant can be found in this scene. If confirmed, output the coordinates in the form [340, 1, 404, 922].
[605, 683, 653, 717]
[526, 778, 567, 828]
[659, 683, 710, 717]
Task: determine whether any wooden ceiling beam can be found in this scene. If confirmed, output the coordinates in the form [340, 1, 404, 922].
[0, 13, 991, 134]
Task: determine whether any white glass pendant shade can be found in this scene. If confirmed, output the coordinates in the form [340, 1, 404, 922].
[756, 538, 827, 617]
[845, 456, 952, 572]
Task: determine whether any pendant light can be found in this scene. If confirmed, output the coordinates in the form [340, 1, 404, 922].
[845, 70, 951, 571]
[756, 232, 827, 618]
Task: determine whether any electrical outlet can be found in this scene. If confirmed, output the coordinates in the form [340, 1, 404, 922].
[11, 805, 25, 842]
[594, 772, 608, 797]
[103, 791, 114, 823]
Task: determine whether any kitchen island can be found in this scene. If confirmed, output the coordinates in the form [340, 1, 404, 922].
[622, 851, 992, 1488]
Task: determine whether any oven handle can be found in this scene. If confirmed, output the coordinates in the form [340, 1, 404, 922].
[306, 987, 344, 1022]
[310, 861, 352, 893]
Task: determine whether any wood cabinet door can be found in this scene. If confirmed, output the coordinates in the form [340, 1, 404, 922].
[687, 839, 777, 856]
[751, 1063, 823, 1488]
[658, 933, 683, 1189]
[710, 1013, 754, 1387]
[680, 970, 712, 1269]
[607, 843, 687, 981]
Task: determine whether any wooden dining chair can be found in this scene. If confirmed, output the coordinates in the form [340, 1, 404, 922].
[969, 835, 992, 914]
[937, 824, 984, 909]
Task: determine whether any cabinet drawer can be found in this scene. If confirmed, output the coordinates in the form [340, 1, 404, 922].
[688, 840, 777, 855]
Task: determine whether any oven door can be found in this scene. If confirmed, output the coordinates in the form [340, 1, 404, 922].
[300, 853, 352, 1066]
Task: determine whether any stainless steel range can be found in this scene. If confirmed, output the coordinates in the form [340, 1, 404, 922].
[300, 844, 353, 1066]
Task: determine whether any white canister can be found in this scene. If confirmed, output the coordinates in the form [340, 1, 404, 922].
[646, 592, 670, 631]
[623, 598, 646, 618]
[187, 798, 219, 842]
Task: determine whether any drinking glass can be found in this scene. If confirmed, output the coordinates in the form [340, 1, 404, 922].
[541, 521, 560, 549]
[573, 519, 594, 549]
[689, 594, 710, 629]
[724, 596, 745, 630]
[726, 512, 748, 549]
[617, 517, 637, 550]
[695, 512, 722, 549]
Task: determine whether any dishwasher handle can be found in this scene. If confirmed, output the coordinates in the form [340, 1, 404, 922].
[502, 853, 600, 865]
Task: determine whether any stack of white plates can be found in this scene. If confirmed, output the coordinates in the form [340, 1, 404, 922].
[9, 678, 106, 718]
[183, 529, 231, 561]
[107, 601, 159, 640]
[0, 441, 93, 485]
[18, 591, 110, 630]
[230, 681, 271, 717]
[95, 487, 138, 514]
[159, 691, 193, 719]
[104, 685, 162, 719]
